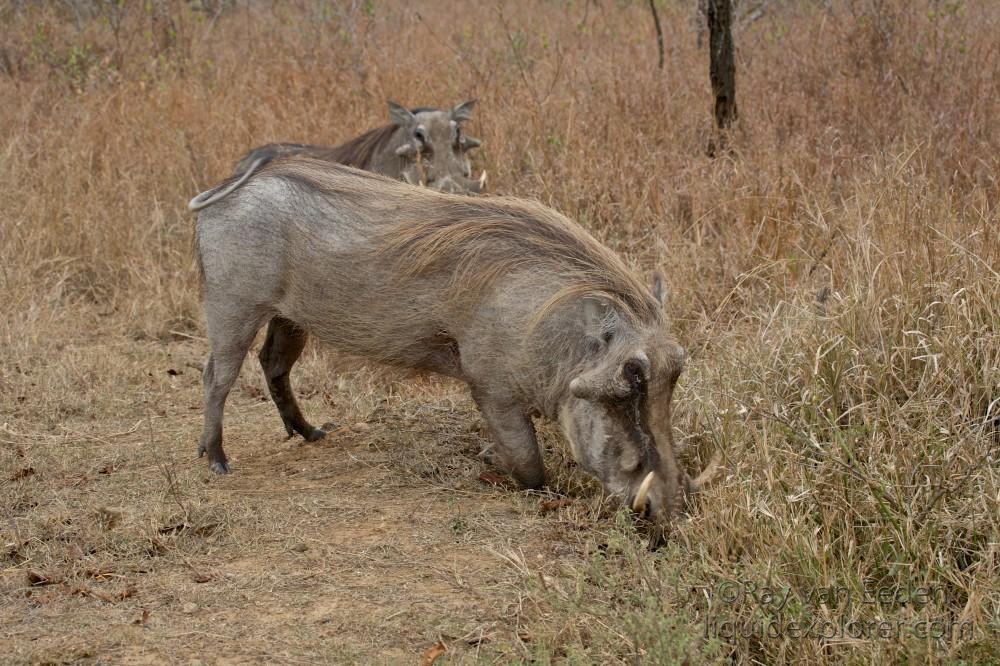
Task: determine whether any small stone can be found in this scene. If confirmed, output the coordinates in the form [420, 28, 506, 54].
[291, 542, 308, 553]
[181, 602, 198, 614]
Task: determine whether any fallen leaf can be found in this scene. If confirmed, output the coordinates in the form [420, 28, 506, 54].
[478, 472, 511, 488]
[192, 573, 213, 583]
[73, 585, 115, 602]
[538, 498, 573, 514]
[192, 521, 222, 537]
[419, 641, 446, 666]
[158, 522, 187, 535]
[67, 584, 135, 603]
[10, 467, 35, 481]
[82, 568, 117, 580]
[26, 570, 59, 586]
[133, 608, 150, 626]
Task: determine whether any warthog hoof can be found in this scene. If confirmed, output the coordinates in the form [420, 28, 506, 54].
[305, 421, 338, 442]
[209, 461, 230, 474]
[197, 443, 206, 457]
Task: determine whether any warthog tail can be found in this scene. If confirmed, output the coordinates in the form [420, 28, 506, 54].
[188, 156, 270, 212]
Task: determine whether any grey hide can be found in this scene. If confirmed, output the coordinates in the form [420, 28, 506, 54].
[189, 157, 715, 519]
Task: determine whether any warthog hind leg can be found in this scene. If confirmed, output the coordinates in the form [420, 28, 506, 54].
[259, 317, 330, 441]
[473, 393, 545, 489]
[197, 322, 258, 474]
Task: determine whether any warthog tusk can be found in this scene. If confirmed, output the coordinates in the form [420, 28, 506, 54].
[632, 471, 655, 512]
[685, 450, 723, 494]
[479, 171, 487, 188]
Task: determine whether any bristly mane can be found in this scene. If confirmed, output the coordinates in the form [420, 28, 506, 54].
[324, 106, 442, 169]
[323, 123, 400, 169]
[376, 199, 662, 328]
[258, 157, 662, 327]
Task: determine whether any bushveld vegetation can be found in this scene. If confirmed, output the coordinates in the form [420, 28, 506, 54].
[2, 0, 998, 663]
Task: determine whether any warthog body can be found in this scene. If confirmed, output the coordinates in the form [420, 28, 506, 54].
[232, 100, 485, 194]
[191, 157, 712, 518]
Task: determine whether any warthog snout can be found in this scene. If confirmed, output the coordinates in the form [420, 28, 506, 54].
[390, 100, 484, 195]
[558, 291, 720, 520]
[626, 455, 722, 520]
[433, 172, 487, 195]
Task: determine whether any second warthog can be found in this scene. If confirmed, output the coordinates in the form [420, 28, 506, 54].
[190, 157, 715, 519]
[233, 100, 485, 194]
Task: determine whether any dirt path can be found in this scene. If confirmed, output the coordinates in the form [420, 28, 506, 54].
[1, 335, 589, 664]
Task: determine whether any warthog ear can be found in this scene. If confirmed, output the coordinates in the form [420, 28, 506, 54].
[388, 101, 416, 127]
[652, 272, 666, 307]
[459, 135, 482, 152]
[451, 99, 477, 122]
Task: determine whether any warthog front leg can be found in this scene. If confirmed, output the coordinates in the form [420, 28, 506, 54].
[472, 393, 545, 489]
[258, 317, 329, 441]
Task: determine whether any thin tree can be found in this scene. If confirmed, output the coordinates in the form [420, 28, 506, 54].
[648, 0, 665, 70]
[707, 0, 737, 130]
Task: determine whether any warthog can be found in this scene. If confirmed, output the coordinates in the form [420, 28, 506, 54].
[233, 100, 485, 194]
[189, 157, 716, 518]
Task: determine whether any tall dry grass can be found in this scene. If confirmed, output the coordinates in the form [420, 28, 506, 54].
[2, 0, 999, 663]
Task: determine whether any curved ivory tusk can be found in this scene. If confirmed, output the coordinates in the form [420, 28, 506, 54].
[632, 471, 655, 512]
[686, 451, 723, 494]
[478, 170, 487, 188]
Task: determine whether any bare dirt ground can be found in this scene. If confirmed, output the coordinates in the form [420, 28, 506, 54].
[2, 323, 605, 664]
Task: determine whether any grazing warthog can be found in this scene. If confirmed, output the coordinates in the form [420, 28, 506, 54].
[233, 100, 485, 194]
[189, 157, 716, 519]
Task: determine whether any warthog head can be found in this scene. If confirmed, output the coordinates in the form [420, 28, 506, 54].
[558, 278, 717, 519]
[389, 100, 486, 194]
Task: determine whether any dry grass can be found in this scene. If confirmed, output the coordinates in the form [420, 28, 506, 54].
[2, 0, 999, 663]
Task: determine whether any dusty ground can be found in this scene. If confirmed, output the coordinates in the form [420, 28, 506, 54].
[2, 324, 611, 664]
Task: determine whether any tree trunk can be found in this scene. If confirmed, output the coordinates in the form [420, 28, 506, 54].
[648, 0, 665, 70]
[707, 0, 737, 130]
